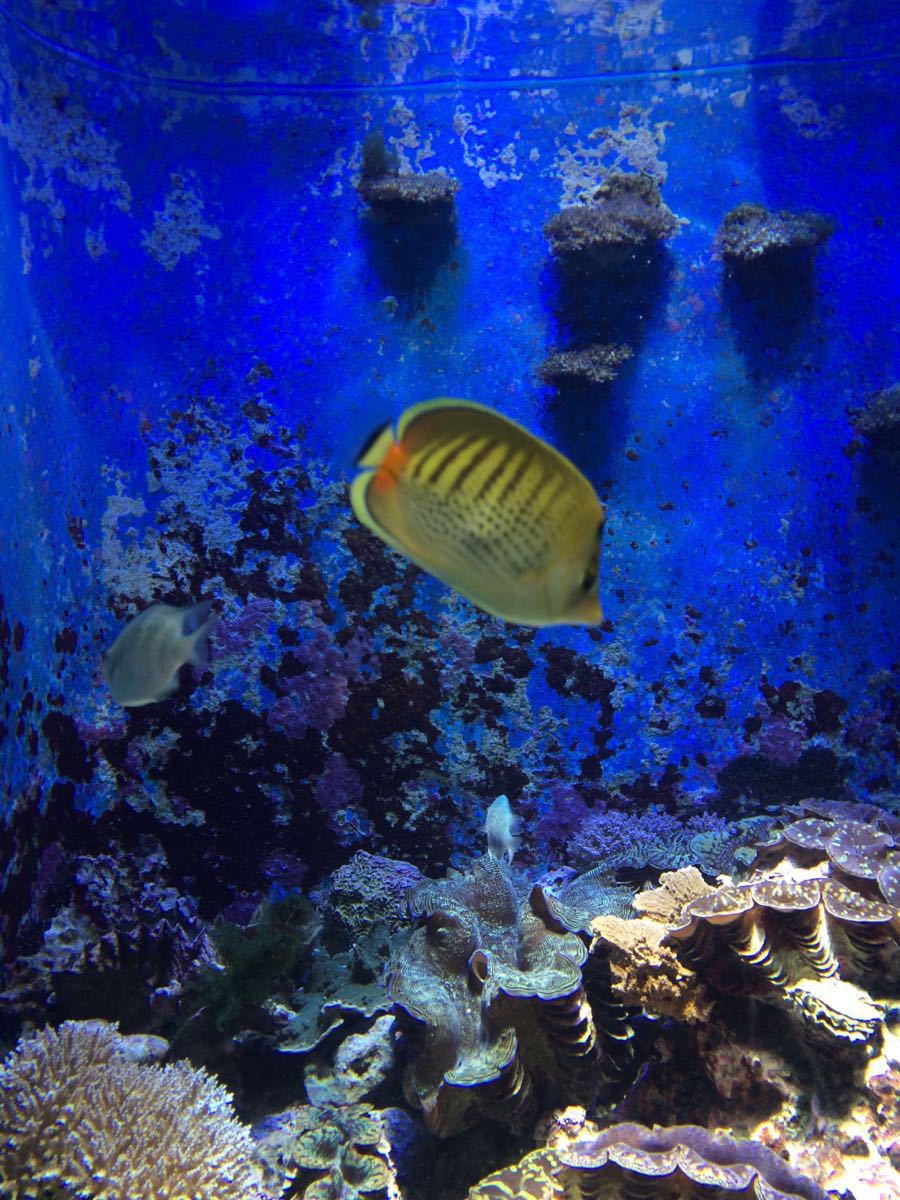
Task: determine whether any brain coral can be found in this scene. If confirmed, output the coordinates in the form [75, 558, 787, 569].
[0, 1019, 268, 1199]
[387, 856, 629, 1137]
[468, 1120, 825, 1200]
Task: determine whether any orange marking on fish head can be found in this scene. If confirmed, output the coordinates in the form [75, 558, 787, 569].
[372, 438, 409, 493]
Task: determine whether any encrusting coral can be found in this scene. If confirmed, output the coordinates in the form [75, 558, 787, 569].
[718, 203, 834, 263]
[387, 856, 631, 1137]
[0, 1019, 268, 1199]
[537, 343, 633, 387]
[468, 1115, 825, 1199]
[543, 173, 679, 266]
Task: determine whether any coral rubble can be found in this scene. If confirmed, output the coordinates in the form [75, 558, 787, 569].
[0, 1019, 267, 1199]
[718, 203, 834, 263]
[543, 173, 679, 266]
[848, 384, 900, 454]
[538, 343, 633, 387]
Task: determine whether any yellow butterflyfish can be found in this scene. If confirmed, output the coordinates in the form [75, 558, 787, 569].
[350, 398, 605, 626]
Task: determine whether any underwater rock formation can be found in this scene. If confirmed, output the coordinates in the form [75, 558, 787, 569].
[543, 173, 679, 268]
[386, 856, 629, 1137]
[468, 1116, 825, 1200]
[303, 1013, 396, 1106]
[0, 1020, 268, 1199]
[537, 343, 633, 387]
[254, 1102, 398, 1200]
[718, 203, 834, 263]
[0, 839, 215, 1032]
[357, 129, 460, 218]
[848, 384, 900, 454]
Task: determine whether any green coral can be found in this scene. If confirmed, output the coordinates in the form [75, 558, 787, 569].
[198, 893, 320, 1032]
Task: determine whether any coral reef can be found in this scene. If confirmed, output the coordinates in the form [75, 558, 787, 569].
[718, 203, 834, 263]
[387, 856, 621, 1136]
[543, 173, 679, 266]
[254, 1102, 398, 1200]
[357, 129, 459, 217]
[751, 797, 900, 905]
[537, 343, 633, 387]
[564, 805, 744, 877]
[0, 1019, 267, 1199]
[0, 838, 215, 1031]
[468, 1116, 825, 1199]
[304, 1013, 395, 1105]
[848, 384, 900, 454]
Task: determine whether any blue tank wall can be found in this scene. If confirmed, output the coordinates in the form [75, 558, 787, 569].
[0, 1, 897, 937]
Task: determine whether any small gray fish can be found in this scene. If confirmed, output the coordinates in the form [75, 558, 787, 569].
[103, 600, 217, 707]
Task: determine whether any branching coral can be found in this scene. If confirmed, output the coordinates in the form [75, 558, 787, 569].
[565, 807, 731, 876]
[387, 856, 628, 1136]
[468, 1118, 825, 1200]
[0, 1019, 268, 1199]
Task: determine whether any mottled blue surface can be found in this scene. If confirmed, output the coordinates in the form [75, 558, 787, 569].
[0, 2, 897, 930]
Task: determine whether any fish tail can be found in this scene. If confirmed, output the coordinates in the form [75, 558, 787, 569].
[184, 601, 217, 666]
[182, 598, 214, 635]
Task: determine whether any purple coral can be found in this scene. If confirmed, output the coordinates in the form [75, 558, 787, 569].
[267, 623, 378, 739]
[215, 597, 277, 654]
[314, 754, 372, 848]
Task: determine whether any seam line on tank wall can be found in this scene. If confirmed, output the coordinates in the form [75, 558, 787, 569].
[1, 6, 897, 96]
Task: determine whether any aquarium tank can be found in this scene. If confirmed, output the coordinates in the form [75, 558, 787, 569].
[0, 1, 897, 1197]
